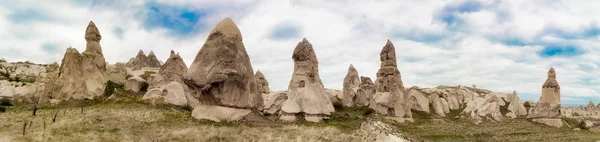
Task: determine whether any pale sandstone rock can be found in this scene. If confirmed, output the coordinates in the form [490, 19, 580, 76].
[370, 40, 410, 119]
[507, 91, 527, 117]
[124, 76, 147, 93]
[146, 51, 162, 67]
[126, 50, 162, 70]
[433, 98, 445, 116]
[440, 98, 450, 113]
[356, 120, 411, 142]
[107, 63, 127, 83]
[355, 76, 374, 106]
[280, 38, 334, 122]
[342, 64, 360, 107]
[531, 118, 563, 128]
[407, 88, 429, 113]
[50, 21, 108, 100]
[262, 91, 288, 114]
[528, 68, 561, 119]
[325, 89, 342, 104]
[255, 70, 270, 94]
[191, 105, 252, 122]
[183, 18, 263, 110]
[587, 101, 595, 109]
[158, 50, 187, 85]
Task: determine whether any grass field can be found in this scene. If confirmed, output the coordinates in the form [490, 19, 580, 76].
[2, 98, 600, 142]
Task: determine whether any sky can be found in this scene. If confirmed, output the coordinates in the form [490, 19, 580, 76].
[1, 0, 600, 105]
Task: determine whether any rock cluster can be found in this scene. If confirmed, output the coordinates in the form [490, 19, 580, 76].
[183, 18, 263, 122]
[505, 91, 527, 118]
[126, 50, 162, 70]
[528, 68, 562, 127]
[50, 21, 108, 100]
[355, 76, 375, 106]
[0, 62, 57, 103]
[342, 64, 360, 107]
[369, 40, 411, 120]
[280, 38, 334, 122]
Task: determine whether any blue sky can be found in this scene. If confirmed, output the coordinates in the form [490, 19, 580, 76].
[1, 0, 600, 105]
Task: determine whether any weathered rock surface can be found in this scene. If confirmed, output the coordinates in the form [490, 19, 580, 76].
[262, 91, 288, 115]
[255, 70, 270, 94]
[50, 22, 108, 100]
[355, 76, 374, 106]
[126, 50, 162, 70]
[107, 63, 127, 83]
[280, 38, 334, 122]
[0, 61, 58, 104]
[183, 18, 263, 111]
[124, 76, 148, 93]
[355, 120, 412, 142]
[142, 81, 188, 106]
[528, 68, 561, 119]
[342, 64, 360, 107]
[587, 101, 595, 109]
[191, 105, 252, 122]
[506, 91, 527, 118]
[370, 40, 410, 119]
[531, 118, 563, 128]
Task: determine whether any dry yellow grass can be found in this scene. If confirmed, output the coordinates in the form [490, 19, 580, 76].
[0, 102, 366, 142]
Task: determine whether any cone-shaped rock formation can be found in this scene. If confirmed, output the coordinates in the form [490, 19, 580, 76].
[280, 38, 334, 122]
[370, 40, 411, 119]
[183, 18, 263, 110]
[255, 70, 270, 94]
[342, 64, 360, 107]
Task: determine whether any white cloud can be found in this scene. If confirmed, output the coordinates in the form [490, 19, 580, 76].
[1, 0, 600, 104]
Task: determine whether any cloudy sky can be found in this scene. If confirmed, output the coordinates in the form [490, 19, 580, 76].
[1, 0, 600, 105]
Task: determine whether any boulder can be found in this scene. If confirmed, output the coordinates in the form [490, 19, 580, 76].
[531, 118, 563, 128]
[355, 76, 374, 106]
[407, 88, 429, 113]
[142, 82, 188, 106]
[370, 40, 410, 119]
[191, 105, 252, 122]
[440, 98, 450, 113]
[183, 18, 263, 110]
[255, 70, 270, 94]
[342, 64, 360, 107]
[124, 76, 147, 93]
[280, 38, 334, 122]
[262, 91, 288, 114]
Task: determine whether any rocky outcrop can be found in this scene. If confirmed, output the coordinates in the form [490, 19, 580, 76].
[280, 38, 334, 122]
[126, 50, 162, 70]
[406, 87, 429, 113]
[506, 91, 527, 118]
[183, 18, 263, 121]
[146, 51, 162, 67]
[262, 91, 288, 115]
[528, 68, 562, 127]
[528, 68, 561, 119]
[50, 21, 108, 100]
[124, 76, 148, 93]
[142, 81, 188, 106]
[255, 70, 270, 94]
[147, 50, 188, 89]
[370, 40, 411, 119]
[342, 64, 360, 107]
[107, 63, 127, 83]
[355, 76, 374, 106]
[191, 105, 252, 122]
[587, 101, 595, 109]
[0, 61, 57, 104]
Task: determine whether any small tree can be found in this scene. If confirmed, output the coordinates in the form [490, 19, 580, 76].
[472, 84, 477, 88]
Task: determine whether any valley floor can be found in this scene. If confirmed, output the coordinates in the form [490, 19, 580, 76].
[1, 100, 600, 142]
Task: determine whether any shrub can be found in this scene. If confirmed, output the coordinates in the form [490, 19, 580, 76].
[103, 80, 123, 97]
[0, 58, 5, 63]
[0, 98, 12, 106]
